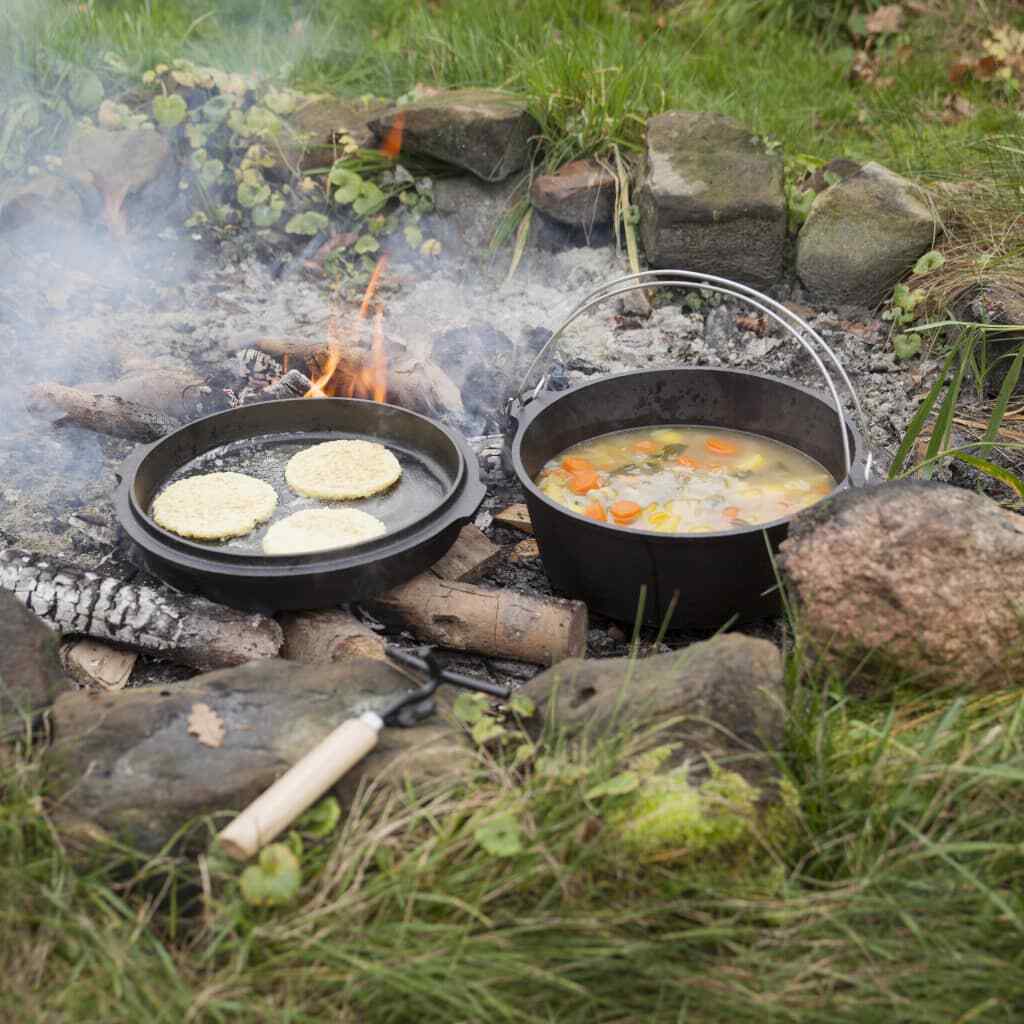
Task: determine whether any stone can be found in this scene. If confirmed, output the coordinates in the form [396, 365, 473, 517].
[519, 636, 794, 875]
[778, 481, 1024, 689]
[369, 90, 539, 182]
[0, 592, 69, 738]
[48, 658, 471, 852]
[273, 96, 389, 177]
[0, 174, 82, 231]
[530, 159, 616, 228]
[796, 161, 939, 308]
[64, 126, 171, 235]
[519, 634, 785, 789]
[430, 174, 520, 252]
[637, 111, 786, 289]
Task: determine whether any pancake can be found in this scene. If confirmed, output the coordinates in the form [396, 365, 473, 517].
[152, 471, 278, 541]
[285, 439, 402, 500]
[262, 507, 387, 555]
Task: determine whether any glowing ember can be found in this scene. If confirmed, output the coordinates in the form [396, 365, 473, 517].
[304, 255, 390, 400]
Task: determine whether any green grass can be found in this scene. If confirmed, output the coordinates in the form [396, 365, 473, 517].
[4, 653, 1024, 1022]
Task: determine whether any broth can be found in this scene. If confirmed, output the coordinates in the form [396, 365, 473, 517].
[536, 425, 836, 533]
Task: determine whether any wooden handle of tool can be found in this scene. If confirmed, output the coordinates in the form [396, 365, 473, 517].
[217, 712, 383, 861]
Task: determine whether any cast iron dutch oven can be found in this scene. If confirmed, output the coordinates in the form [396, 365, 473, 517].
[511, 365, 866, 630]
[115, 397, 483, 612]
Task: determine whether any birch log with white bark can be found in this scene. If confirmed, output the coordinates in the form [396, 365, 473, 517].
[0, 549, 282, 670]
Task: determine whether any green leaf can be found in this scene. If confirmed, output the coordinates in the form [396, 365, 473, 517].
[585, 771, 640, 800]
[264, 90, 298, 116]
[328, 164, 362, 186]
[353, 182, 387, 216]
[474, 814, 522, 857]
[153, 94, 188, 129]
[452, 692, 485, 725]
[296, 796, 341, 838]
[913, 249, 946, 276]
[353, 234, 379, 254]
[420, 239, 442, 257]
[68, 68, 104, 113]
[471, 718, 505, 745]
[893, 333, 922, 360]
[201, 95, 234, 123]
[951, 453, 1024, 498]
[285, 211, 329, 235]
[512, 742, 535, 766]
[198, 158, 225, 189]
[251, 202, 283, 227]
[507, 694, 535, 718]
[185, 124, 209, 149]
[403, 223, 423, 249]
[238, 844, 301, 907]
[243, 106, 282, 138]
[237, 179, 271, 209]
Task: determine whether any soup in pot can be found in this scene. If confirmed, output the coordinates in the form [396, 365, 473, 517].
[535, 425, 836, 533]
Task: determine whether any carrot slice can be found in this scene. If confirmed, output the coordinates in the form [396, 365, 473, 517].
[632, 439, 660, 454]
[705, 437, 738, 455]
[583, 502, 607, 522]
[676, 455, 700, 469]
[562, 456, 594, 473]
[568, 469, 600, 494]
[722, 506, 740, 519]
[610, 500, 642, 524]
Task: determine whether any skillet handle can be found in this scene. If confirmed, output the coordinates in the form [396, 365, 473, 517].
[217, 712, 383, 861]
[114, 441, 157, 487]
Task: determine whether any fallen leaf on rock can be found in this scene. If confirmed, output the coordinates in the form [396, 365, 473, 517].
[187, 702, 225, 748]
[866, 4, 904, 34]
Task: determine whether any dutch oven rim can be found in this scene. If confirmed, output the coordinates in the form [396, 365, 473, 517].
[510, 365, 866, 543]
[116, 397, 479, 574]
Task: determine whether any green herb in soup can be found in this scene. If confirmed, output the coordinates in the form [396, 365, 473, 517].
[536, 426, 836, 532]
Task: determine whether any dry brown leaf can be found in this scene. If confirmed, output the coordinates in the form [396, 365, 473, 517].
[865, 4, 904, 34]
[941, 92, 975, 123]
[948, 57, 973, 83]
[187, 702, 225, 748]
[735, 313, 767, 336]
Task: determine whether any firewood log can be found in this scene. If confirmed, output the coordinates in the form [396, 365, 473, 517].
[0, 548, 282, 671]
[27, 383, 179, 442]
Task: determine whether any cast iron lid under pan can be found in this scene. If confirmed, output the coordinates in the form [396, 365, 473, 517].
[115, 398, 484, 612]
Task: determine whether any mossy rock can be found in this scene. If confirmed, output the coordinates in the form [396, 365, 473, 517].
[637, 111, 786, 288]
[369, 89, 539, 182]
[796, 161, 939, 308]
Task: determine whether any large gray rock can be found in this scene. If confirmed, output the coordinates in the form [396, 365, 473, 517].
[273, 96, 389, 177]
[637, 111, 786, 288]
[369, 90, 539, 182]
[796, 161, 938, 307]
[48, 658, 470, 851]
[430, 175, 519, 252]
[530, 159, 616, 228]
[0, 593, 69, 738]
[779, 481, 1024, 689]
[520, 634, 785, 788]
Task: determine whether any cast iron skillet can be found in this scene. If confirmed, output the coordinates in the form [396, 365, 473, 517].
[511, 366, 866, 631]
[115, 398, 484, 612]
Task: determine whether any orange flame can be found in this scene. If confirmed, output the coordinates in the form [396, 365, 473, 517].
[379, 112, 405, 160]
[304, 256, 390, 400]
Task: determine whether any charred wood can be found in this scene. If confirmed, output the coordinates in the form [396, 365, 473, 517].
[238, 369, 312, 405]
[0, 548, 283, 671]
[28, 383, 179, 442]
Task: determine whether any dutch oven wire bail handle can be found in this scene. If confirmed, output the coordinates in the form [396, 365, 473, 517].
[506, 269, 874, 485]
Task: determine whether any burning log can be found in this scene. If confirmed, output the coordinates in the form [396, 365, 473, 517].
[364, 577, 588, 666]
[0, 548, 283, 671]
[239, 369, 313, 405]
[279, 609, 386, 664]
[28, 383, 179, 442]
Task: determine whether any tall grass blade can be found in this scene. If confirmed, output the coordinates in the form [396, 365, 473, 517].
[982, 345, 1024, 445]
[889, 349, 957, 479]
[922, 340, 974, 479]
[951, 452, 1024, 498]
